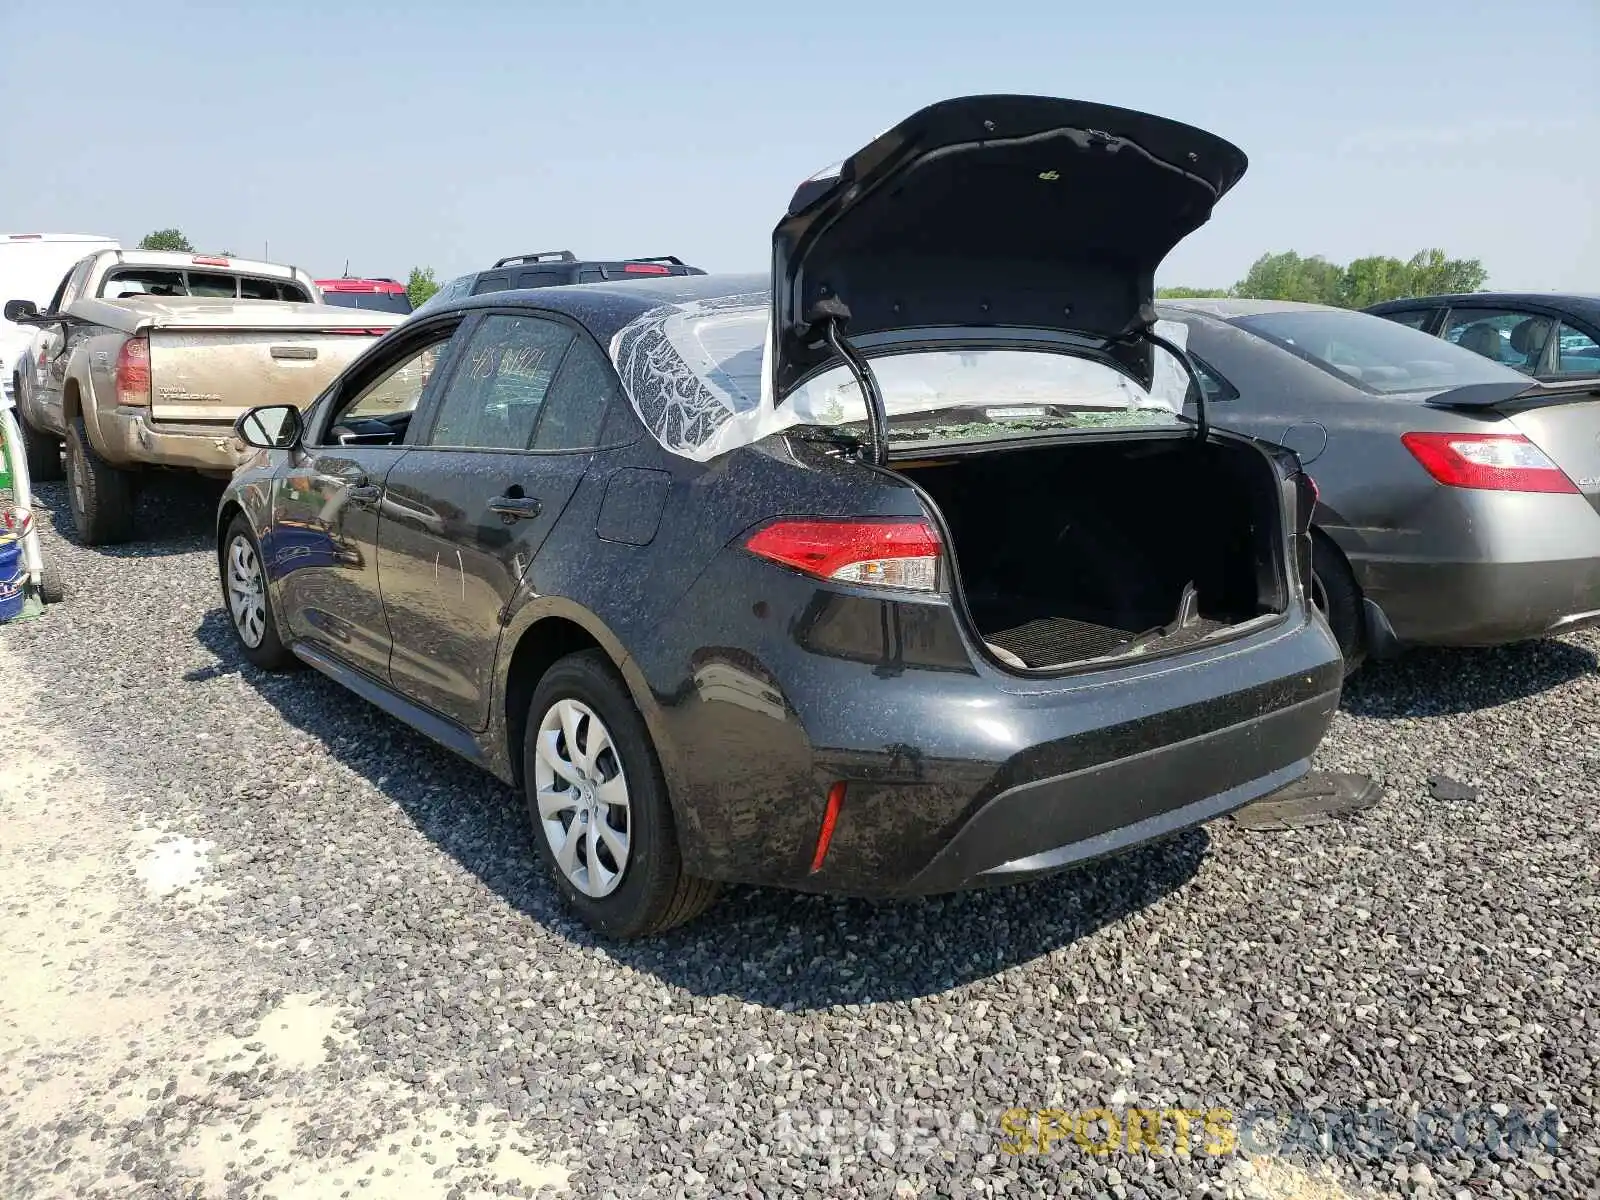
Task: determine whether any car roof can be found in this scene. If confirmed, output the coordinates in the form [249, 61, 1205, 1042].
[433, 271, 767, 342]
[1369, 291, 1600, 320]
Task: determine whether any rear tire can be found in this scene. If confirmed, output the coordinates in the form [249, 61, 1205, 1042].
[19, 414, 63, 481]
[1311, 531, 1365, 674]
[63, 417, 134, 545]
[220, 515, 296, 671]
[523, 650, 719, 938]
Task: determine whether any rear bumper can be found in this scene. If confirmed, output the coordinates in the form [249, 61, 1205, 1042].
[97, 409, 243, 474]
[900, 692, 1330, 895]
[1359, 555, 1600, 647]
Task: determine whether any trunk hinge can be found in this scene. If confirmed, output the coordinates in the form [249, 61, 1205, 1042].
[808, 297, 890, 467]
[1142, 327, 1210, 443]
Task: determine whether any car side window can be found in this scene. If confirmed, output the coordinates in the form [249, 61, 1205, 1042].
[49, 257, 94, 311]
[1188, 355, 1238, 404]
[423, 315, 575, 450]
[1552, 322, 1600, 376]
[1441, 308, 1552, 374]
[319, 332, 456, 446]
[531, 334, 622, 450]
[1378, 308, 1431, 330]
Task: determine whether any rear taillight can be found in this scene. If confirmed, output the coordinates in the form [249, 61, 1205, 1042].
[1401, 432, 1578, 494]
[745, 519, 942, 592]
[115, 336, 151, 407]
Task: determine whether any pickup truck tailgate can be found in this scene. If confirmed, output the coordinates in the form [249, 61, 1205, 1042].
[148, 329, 383, 424]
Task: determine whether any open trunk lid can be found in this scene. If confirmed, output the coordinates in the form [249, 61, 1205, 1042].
[770, 94, 1248, 407]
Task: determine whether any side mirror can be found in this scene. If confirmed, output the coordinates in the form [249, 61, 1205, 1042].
[4, 299, 40, 323]
[235, 404, 303, 450]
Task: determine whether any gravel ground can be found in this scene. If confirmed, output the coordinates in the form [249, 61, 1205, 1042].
[2, 474, 1596, 1200]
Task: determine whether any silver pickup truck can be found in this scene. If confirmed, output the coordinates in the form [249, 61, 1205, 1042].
[5, 249, 402, 544]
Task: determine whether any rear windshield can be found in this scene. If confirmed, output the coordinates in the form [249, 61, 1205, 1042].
[321, 290, 412, 314]
[99, 268, 311, 302]
[609, 293, 1193, 461]
[1233, 308, 1529, 394]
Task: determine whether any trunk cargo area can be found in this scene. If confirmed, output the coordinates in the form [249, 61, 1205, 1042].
[900, 435, 1287, 670]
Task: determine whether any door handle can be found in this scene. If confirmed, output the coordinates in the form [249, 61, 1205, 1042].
[488, 494, 542, 522]
[348, 483, 381, 505]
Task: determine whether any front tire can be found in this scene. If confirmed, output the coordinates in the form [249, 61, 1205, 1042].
[63, 417, 134, 545]
[220, 515, 296, 671]
[1311, 531, 1365, 674]
[523, 651, 719, 938]
[19, 414, 63, 481]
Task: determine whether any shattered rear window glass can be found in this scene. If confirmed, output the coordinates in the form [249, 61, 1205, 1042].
[608, 296, 1193, 460]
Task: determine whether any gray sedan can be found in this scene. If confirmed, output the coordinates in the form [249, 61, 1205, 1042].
[1162, 300, 1600, 667]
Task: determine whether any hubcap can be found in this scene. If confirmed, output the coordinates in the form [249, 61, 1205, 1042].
[533, 698, 631, 898]
[226, 535, 268, 648]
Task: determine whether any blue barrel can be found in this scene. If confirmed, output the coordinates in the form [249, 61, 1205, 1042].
[0, 534, 24, 622]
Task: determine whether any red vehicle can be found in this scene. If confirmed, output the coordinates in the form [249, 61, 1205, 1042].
[315, 276, 413, 315]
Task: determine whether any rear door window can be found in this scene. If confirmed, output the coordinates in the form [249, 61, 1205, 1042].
[423, 314, 575, 450]
[1440, 308, 1553, 374]
[531, 334, 620, 450]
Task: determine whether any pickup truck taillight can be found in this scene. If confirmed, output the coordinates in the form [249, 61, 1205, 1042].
[116, 335, 152, 407]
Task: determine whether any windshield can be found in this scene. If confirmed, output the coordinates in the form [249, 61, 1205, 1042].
[1234, 308, 1530, 395]
[608, 293, 1193, 461]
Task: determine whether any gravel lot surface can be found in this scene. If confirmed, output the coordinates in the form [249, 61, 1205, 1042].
[2, 475, 1596, 1199]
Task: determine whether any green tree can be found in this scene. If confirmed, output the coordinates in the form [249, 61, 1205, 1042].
[1156, 286, 1231, 299]
[1404, 248, 1487, 297]
[407, 266, 440, 309]
[1338, 255, 1413, 308]
[137, 228, 195, 252]
[1232, 251, 1345, 305]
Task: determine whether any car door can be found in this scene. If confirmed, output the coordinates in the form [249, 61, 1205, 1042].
[29, 256, 95, 431]
[376, 311, 615, 729]
[270, 319, 463, 680]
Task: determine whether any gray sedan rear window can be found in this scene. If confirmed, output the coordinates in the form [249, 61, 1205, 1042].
[1235, 309, 1528, 395]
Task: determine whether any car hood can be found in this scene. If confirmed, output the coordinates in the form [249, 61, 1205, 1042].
[769, 94, 1248, 400]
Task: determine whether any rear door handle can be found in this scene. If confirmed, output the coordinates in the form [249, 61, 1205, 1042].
[348, 483, 381, 504]
[488, 494, 542, 522]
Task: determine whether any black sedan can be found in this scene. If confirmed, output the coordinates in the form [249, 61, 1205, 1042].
[217, 95, 1342, 937]
[1366, 292, 1600, 380]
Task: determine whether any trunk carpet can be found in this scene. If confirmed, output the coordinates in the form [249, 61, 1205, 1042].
[984, 614, 1231, 668]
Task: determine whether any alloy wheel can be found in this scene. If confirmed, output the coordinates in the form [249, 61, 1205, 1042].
[533, 698, 632, 897]
[226, 534, 268, 648]
[68, 436, 87, 517]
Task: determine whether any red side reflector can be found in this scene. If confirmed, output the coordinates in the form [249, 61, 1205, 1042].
[809, 782, 847, 873]
[1400, 432, 1579, 494]
[192, 255, 230, 266]
[623, 263, 671, 274]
